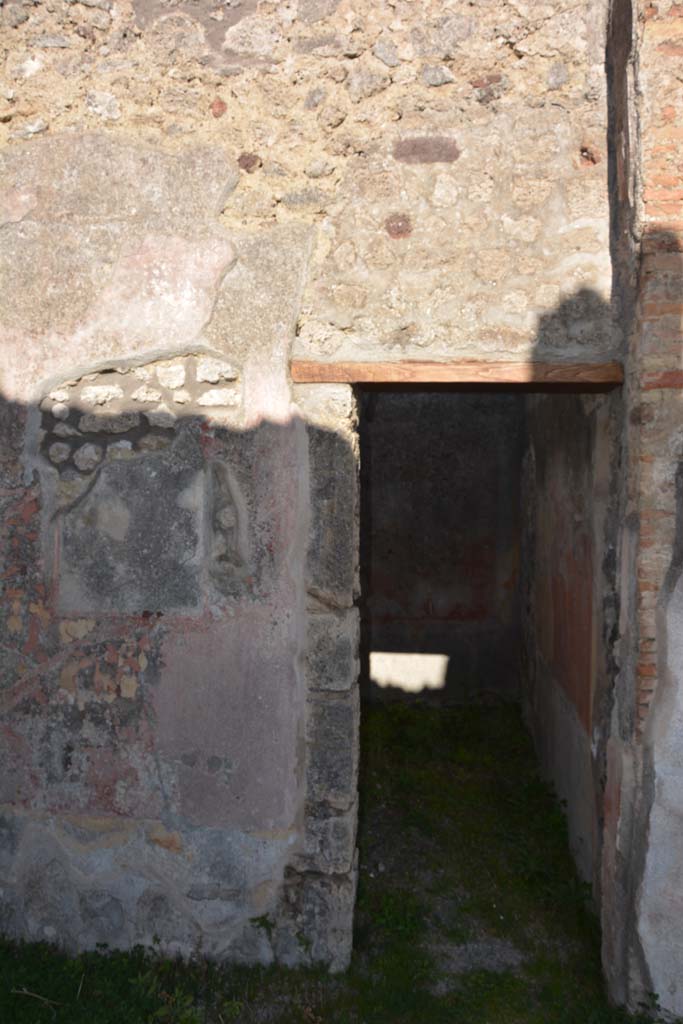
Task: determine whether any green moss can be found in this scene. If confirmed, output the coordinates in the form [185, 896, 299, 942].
[0, 703, 671, 1023]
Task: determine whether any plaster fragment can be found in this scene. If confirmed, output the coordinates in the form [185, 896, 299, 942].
[59, 619, 96, 642]
[120, 675, 138, 699]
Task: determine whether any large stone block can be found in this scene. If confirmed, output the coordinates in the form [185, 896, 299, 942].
[79, 890, 127, 948]
[273, 866, 357, 972]
[298, 799, 357, 876]
[306, 425, 358, 609]
[0, 136, 241, 402]
[306, 690, 359, 810]
[306, 609, 359, 692]
[202, 224, 313, 369]
[292, 383, 356, 433]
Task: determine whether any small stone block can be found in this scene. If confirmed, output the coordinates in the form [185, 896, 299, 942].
[132, 385, 163, 403]
[196, 357, 239, 384]
[79, 412, 140, 433]
[49, 442, 71, 464]
[80, 384, 124, 406]
[144, 404, 177, 428]
[73, 443, 103, 472]
[156, 363, 186, 390]
[198, 388, 240, 407]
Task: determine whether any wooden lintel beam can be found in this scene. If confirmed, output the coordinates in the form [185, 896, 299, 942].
[290, 359, 624, 387]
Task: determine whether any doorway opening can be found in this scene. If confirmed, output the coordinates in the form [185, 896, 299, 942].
[359, 388, 524, 707]
[353, 384, 620, 1003]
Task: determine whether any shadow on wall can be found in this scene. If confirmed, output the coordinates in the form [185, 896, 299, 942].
[359, 283, 621, 708]
[0, 354, 361, 961]
[534, 287, 620, 358]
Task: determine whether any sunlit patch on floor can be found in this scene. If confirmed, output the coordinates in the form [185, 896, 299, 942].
[369, 652, 449, 692]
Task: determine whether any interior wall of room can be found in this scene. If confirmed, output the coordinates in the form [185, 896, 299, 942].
[521, 392, 621, 887]
[359, 390, 524, 702]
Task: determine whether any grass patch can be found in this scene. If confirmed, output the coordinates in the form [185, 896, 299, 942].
[0, 703, 669, 1023]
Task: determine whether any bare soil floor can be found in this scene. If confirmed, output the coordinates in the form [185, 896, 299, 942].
[0, 704, 663, 1023]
